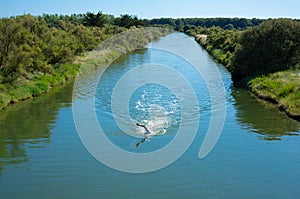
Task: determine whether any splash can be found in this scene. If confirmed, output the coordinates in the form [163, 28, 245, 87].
[132, 89, 180, 137]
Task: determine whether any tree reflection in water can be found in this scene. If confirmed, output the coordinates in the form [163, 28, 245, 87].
[232, 89, 300, 141]
[0, 81, 74, 175]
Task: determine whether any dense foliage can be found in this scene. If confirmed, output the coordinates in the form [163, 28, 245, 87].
[0, 14, 124, 84]
[41, 12, 148, 29]
[192, 27, 240, 67]
[230, 19, 300, 81]
[190, 19, 300, 82]
[0, 12, 171, 109]
[0, 12, 150, 83]
[150, 17, 264, 31]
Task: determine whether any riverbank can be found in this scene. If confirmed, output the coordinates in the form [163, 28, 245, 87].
[0, 27, 172, 110]
[196, 33, 300, 120]
[191, 22, 300, 121]
[248, 70, 300, 120]
[0, 63, 80, 109]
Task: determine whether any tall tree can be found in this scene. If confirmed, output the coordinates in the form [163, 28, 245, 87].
[82, 11, 106, 27]
[230, 18, 300, 80]
[116, 14, 146, 28]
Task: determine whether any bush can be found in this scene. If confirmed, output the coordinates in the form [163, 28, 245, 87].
[9, 86, 32, 102]
[29, 85, 42, 96]
[0, 93, 10, 109]
[278, 83, 296, 97]
[231, 19, 300, 81]
[35, 81, 49, 92]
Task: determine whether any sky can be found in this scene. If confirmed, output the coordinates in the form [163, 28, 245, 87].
[0, 0, 300, 19]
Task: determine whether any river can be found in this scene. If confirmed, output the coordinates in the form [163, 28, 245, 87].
[0, 32, 299, 199]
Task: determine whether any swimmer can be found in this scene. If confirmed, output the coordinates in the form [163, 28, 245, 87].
[136, 123, 152, 147]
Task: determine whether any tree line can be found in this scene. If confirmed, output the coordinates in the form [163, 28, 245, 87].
[149, 17, 264, 31]
[1, 11, 299, 116]
[1, 12, 268, 85]
[1, 12, 298, 86]
[0, 14, 118, 83]
[0, 12, 150, 84]
[0, 12, 173, 109]
[230, 18, 300, 81]
[190, 18, 300, 82]
[40, 12, 148, 29]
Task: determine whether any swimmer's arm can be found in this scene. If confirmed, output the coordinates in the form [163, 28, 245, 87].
[136, 123, 151, 133]
[143, 126, 151, 133]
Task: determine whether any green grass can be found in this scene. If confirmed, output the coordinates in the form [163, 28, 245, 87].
[0, 92, 11, 108]
[0, 63, 82, 109]
[248, 70, 300, 118]
[8, 85, 33, 102]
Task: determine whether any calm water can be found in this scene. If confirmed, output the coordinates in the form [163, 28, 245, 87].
[1, 33, 300, 199]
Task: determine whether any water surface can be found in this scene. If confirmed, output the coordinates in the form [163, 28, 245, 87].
[0, 33, 299, 199]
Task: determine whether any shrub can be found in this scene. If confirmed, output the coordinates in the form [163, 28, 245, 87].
[0, 93, 10, 109]
[35, 81, 49, 92]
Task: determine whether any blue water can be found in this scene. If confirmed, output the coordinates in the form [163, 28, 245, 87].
[0, 32, 300, 199]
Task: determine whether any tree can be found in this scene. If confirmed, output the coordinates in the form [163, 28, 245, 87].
[230, 18, 300, 81]
[115, 14, 146, 28]
[0, 18, 22, 78]
[82, 11, 106, 27]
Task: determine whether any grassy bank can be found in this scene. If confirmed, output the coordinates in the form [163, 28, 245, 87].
[0, 27, 172, 110]
[78, 27, 172, 71]
[248, 70, 300, 120]
[0, 63, 81, 109]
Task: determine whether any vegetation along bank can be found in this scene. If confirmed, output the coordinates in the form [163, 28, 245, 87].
[0, 12, 171, 110]
[183, 18, 300, 120]
[1, 13, 299, 121]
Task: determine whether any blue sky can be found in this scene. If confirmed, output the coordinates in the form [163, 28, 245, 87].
[1, 0, 300, 19]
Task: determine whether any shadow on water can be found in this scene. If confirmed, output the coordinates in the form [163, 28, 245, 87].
[0, 81, 74, 175]
[232, 88, 300, 140]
